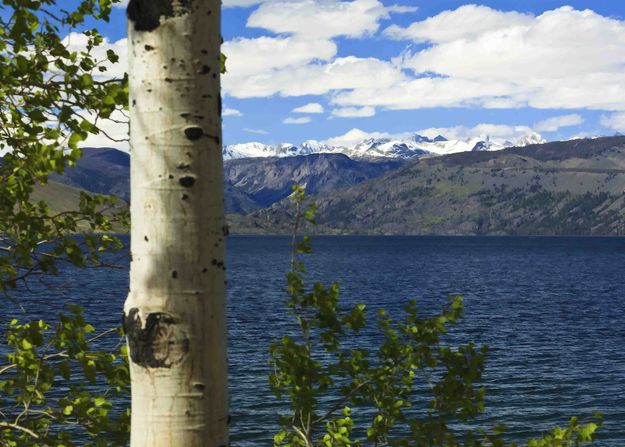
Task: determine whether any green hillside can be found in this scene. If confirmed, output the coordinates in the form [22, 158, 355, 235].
[230, 136, 625, 235]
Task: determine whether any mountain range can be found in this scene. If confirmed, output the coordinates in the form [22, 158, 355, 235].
[230, 136, 625, 235]
[45, 135, 625, 235]
[223, 132, 546, 160]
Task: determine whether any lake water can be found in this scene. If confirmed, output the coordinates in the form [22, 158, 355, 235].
[11, 236, 625, 446]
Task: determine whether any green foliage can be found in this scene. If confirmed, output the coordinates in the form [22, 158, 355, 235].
[270, 188, 602, 447]
[0, 306, 129, 446]
[0, 1, 131, 444]
[0, 0, 129, 293]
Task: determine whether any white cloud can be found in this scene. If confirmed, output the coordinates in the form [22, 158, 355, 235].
[244, 128, 269, 135]
[223, 108, 243, 117]
[330, 76, 520, 109]
[223, 36, 336, 79]
[283, 116, 311, 124]
[411, 124, 537, 142]
[113, 0, 127, 8]
[386, 5, 418, 14]
[391, 7, 625, 111]
[323, 123, 542, 148]
[293, 102, 324, 114]
[600, 112, 625, 132]
[534, 114, 583, 132]
[112, 4, 625, 119]
[385, 4, 532, 43]
[323, 128, 391, 147]
[223, 55, 405, 98]
[224, 6, 625, 112]
[115, 4, 625, 114]
[247, 0, 412, 39]
[467, 124, 535, 140]
[331, 106, 375, 118]
[402, 9, 623, 81]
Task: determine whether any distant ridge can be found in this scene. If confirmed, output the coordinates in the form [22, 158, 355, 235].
[46, 136, 625, 235]
[229, 136, 625, 236]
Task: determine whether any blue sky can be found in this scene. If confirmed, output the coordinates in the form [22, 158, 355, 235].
[90, 1, 625, 148]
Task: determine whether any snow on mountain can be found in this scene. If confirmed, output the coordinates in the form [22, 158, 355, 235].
[512, 132, 547, 147]
[224, 142, 274, 159]
[299, 140, 335, 155]
[345, 138, 428, 159]
[223, 132, 546, 161]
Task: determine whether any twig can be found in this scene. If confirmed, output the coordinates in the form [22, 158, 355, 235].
[0, 422, 39, 439]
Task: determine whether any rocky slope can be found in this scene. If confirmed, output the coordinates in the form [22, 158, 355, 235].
[225, 153, 403, 206]
[54, 149, 403, 213]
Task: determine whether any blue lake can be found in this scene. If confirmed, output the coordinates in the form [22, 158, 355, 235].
[11, 236, 625, 446]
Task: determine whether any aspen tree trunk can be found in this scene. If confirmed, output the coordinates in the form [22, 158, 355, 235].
[123, 1, 228, 446]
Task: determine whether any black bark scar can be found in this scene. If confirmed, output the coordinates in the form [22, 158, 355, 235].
[123, 309, 189, 368]
[127, 0, 194, 32]
[184, 126, 204, 140]
[179, 176, 196, 187]
[127, 0, 172, 31]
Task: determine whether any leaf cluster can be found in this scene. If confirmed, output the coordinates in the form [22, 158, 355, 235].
[0, 306, 129, 446]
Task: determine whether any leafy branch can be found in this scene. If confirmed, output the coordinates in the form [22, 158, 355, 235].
[0, 306, 129, 446]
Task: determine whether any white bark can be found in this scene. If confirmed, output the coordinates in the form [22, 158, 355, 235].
[124, 1, 228, 446]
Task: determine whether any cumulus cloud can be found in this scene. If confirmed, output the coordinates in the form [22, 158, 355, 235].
[384, 4, 532, 43]
[467, 124, 535, 140]
[293, 103, 324, 114]
[534, 114, 584, 132]
[223, 36, 336, 79]
[331, 76, 524, 110]
[390, 6, 625, 111]
[283, 116, 312, 124]
[247, 0, 412, 39]
[112, 3, 625, 122]
[600, 112, 625, 132]
[324, 123, 542, 148]
[331, 106, 375, 118]
[223, 108, 243, 117]
[412, 124, 538, 143]
[223, 5, 625, 114]
[223, 55, 405, 98]
[323, 128, 391, 147]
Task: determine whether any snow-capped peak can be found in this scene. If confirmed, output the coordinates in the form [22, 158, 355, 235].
[223, 131, 546, 161]
[224, 142, 273, 159]
[514, 132, 546, 146]
[299, 140, 334, 154]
